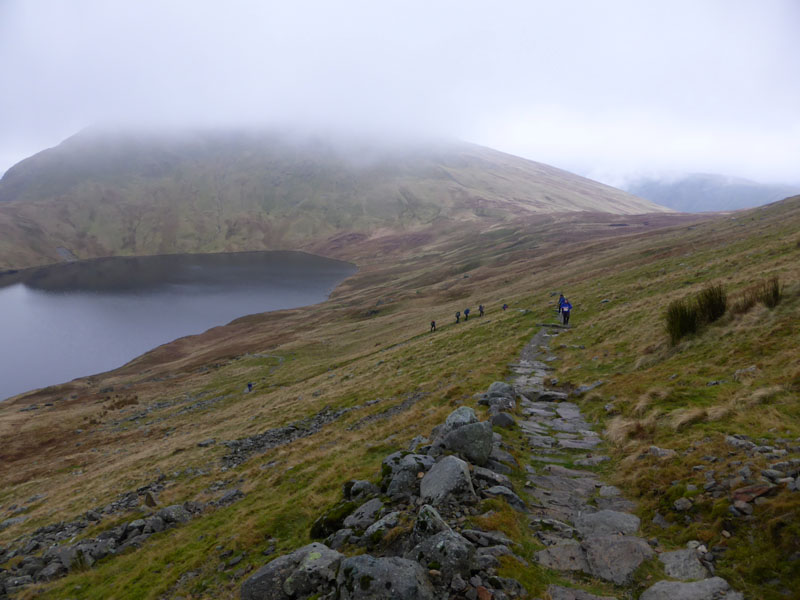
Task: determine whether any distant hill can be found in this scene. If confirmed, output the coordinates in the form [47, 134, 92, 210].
[0, 129, 667, 269]
[624, 172, 798, 212]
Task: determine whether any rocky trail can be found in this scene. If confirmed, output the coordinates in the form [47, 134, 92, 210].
[1, 327, 750, 598]
[237, 326, 746, 599]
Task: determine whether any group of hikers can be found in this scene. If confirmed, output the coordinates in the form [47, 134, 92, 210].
[429, 294, 572, 332]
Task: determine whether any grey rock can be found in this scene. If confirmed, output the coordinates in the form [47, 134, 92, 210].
[535, 541, 589, 572]
[0, 516, 28, 530]
[197, 438, 216, 447]
[413, 504, 452, 539]
[652, 512, 671, 528]
[343, 498, 384, 531]
[420, 456, 477, 505]
[386, 454, 435, 497]
[598, 485, 621, 497]
[725, 435, 756, 451]
[489, 446, 518, 467]
[537, 390, 569, 402]
[218, 488, 244, 505]
[336, 554, 435, 600]
[547, 584, 618, 600]
[364, 511, 400, 542]
[4, 575, 33, 593]
[241, 542, 342, 600]
[659, 549, 709, 581]
[573, 510, 640, 538]
[472, 465, 512, 489]
[649, 446, 677, 459]
[158, 505, 192, 524]
[582, 535, 655, 585]
[639, 577, 743, 600]
[35, 560, 67, 582]
[461, 529, 514, 547]
[408, 530, 474, 582]
[491, 412, 517, 428]
[349, 480, 380, 500]
[732, 500, 753, 515]
[574, 455, 609, 467]
[442, 421, 494, 466]
[487, 382, 514, 397]
[444, 406, 478, 431]
[326, 527, 355, 550]
[144, 515, 166, 534]
[483, 486, 526, 511]
[673, 498, 693, 512]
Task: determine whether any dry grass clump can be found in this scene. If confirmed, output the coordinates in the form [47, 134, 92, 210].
[605, 412, 658, 446]
[632, 389, 668, 417]
[731, 276, 783, 314]
[670, 407, 707, 431]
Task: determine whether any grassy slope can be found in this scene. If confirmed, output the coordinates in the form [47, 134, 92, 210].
[0, 199, 798, 598]
[0, 130, 667, 270]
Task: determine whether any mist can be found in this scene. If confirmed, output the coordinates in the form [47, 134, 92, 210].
[1, 0, 799, 185]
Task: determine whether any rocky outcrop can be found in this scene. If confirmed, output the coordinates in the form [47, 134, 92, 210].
[241, 401, 530, 600]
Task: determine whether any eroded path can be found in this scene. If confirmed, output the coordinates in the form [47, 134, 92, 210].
[514, 327, 743, 600]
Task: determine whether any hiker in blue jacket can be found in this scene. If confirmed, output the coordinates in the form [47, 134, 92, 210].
[557, 294, 566, 323]
[561, 299, 573, 325]
[464, 307, 471, 321]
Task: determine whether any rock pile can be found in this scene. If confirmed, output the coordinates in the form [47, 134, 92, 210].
[241, 402, 528, 600]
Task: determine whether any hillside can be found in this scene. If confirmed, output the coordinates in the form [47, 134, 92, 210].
[625, 172, 798, 212]
[0, 195, 798, 599]
[0, 129, 668, 270]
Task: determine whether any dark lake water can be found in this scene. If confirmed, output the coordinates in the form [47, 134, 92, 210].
[0, 251, 356, 401]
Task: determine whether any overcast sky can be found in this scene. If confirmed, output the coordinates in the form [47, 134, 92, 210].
[1, 0, 798, 186]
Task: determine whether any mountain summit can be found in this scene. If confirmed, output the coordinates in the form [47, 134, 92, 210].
[0, 129, 668, 269]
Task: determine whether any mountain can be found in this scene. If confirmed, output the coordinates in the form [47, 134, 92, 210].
[624, 172, 798, 212]
[0, 129, 668, 270]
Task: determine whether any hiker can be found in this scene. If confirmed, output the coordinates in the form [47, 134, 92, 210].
[430, 320, 436, 332]
[464, 307, 470, 321]
[557, 294, 566, 323]
[479, 304, 484, 317]
[561, 298, 573, 325]
[246, 382, 254, 392]
[455, 311, 461, 323]
[502, 303, 508, 311]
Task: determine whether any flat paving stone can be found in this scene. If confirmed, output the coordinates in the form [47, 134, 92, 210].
[534, 541, 589, 572]
[547, 585, 618, 600]
[573, 510, 640, 538]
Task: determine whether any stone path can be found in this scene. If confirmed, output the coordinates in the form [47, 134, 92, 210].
[513, 327, 744, 600]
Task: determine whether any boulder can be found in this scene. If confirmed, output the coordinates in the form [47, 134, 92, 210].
[491, 412, 517, 429]
[659, 549, 709, 581]
[441, 421, 494, 466]
[35, 560, 67, 582]
[408, 530, 475, 583]
[420, 456, 476, 506]
[573, 510, 640, 538]
[639, 577, 743, 600]
[336, 555, 435, 600]
[487, 382, 514, 397]
[157, 505, 191, 524]
[241, 542, 342, 600]
[582, 535, 655, 585]
[386, 454, 435, 498]
[343, 498, 384, 531]
[444, 406, 478, 431]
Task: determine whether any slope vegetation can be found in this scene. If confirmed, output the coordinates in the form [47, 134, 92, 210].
[0, 129, 667, 270]
[0, 196, 798, 598]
